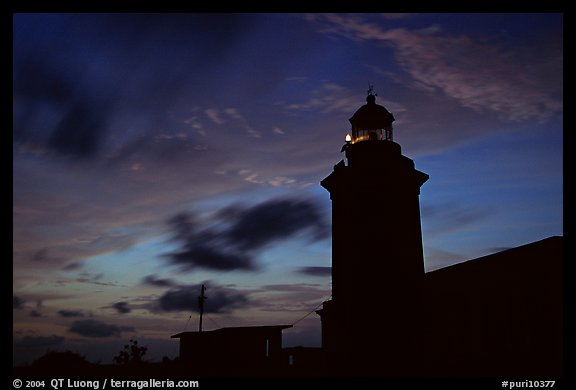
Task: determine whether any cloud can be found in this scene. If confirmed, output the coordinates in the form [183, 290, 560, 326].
[307, 14, 562, 122]
[296, 266, 332, 277]
[205, 109, 224, 125]
[62, 262, 83, 271]
[254, 283, 331, 313]
[13, 54, 113, 159]
[13, 295, 25, 310]
[168, 244, 255, 271]
[14, 335, 65, 348]
[164, 212, 255, 271]
[58, 309, 85, 318]
[75, 272, 122, 287]
[156, 284, 249, 314]
[141, 275, 177, 288]
[284, 82, 360, 114]
[32, 248, 64, 263]
[13, 13, 257, 162]
[163, 197, 329, 272]
[28, 299, 44, 317]
[261, 284, 327, 292]
[112, 302, 131, 314]
[225, 197, 329, 251]
[47, 100, 110, 158]
[68, 319, 134, 338]
[204, 107, 261, 138]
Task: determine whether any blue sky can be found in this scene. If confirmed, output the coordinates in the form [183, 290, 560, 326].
[13, 13, 563, 365]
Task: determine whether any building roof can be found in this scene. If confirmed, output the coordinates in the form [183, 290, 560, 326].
[426, 235, 562, 275]
[171, 325, 292, 339]
[349, 94, 394, 130]
[424, 235, 563, 294]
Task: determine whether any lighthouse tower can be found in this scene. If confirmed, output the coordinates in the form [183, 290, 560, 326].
[317, 88, 429, 375]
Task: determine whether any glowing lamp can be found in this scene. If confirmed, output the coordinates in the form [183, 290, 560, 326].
[345, 134, 352, 143]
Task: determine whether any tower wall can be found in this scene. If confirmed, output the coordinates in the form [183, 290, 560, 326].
[319, 140, 428, 374]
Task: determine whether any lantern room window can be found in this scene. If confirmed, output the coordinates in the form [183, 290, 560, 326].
[352, 129, 383, 143]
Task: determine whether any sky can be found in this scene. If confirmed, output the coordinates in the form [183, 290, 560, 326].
[12, 13, 563, 366]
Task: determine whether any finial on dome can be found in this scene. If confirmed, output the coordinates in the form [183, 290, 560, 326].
[367, 84, 377, 104]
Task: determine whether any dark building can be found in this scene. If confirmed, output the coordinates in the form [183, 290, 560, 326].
[317, 90, 563, 377]
[171, 325, 292, 375]
[422, 236, 563, 377]
[318, 90, 429, 375]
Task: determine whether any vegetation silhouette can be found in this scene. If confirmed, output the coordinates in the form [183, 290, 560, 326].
[113, 339, 148, 365]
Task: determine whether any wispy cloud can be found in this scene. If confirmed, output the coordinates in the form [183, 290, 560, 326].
[141, 275, 178, 288]
[204, 109, 224, 125]
[57, 309, 85, 318]
[254, 283, 330, 313]
[68, 319, 134, 338]
[204, 107, 262, 138]
[284, 82, 359, 113]
[307, 14, 562, 122]
[296, 266, 332, 277]
[112, 302, 131, 314]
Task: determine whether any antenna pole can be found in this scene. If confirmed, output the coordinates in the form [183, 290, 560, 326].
[198, 284, 207, 332]
[198, 285, 208, 332]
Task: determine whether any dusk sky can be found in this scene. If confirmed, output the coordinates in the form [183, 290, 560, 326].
[13, 13, 563, 365]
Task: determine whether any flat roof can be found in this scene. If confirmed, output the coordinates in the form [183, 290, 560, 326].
[171, 324, 292, 339]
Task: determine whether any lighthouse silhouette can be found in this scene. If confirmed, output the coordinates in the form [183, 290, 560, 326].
[314, 88, 562, 378]
[317, 87, 429, 375]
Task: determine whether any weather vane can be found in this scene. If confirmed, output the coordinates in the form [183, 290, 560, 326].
[367, 83, 377, 97]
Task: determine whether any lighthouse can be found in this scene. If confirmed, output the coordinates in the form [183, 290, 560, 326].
[317, 88, 429, 375]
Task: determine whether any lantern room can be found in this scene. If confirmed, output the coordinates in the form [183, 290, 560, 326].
[347, 87, 395, 143]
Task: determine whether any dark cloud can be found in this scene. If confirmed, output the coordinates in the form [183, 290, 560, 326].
[68, 319, 134, 338]
[261, 284, 326, 292]
[225, 198, 329, 251]
[31, 248, 63, 263]
[13, 13, 258, 163]
[12, 51, 113, 160]
[297, 266, 332, 277]
[142, 275, 177, 288]
[31, 248, 48, 262]
[156, 284, 249, 314]
[75, 272, 120, 287]
[14, 335, 65, 348]
[163, 212, 256, 272]
[29, 310, 42, 317]
[163, 197, 328, 272]
[168, 244, 255, 272]
[112, 302, 131, 314]
[47, 100, 109, 159]
[13, 295, 25, 310]
[62, 262, 83, 271]
[58, 310, 85, 318]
